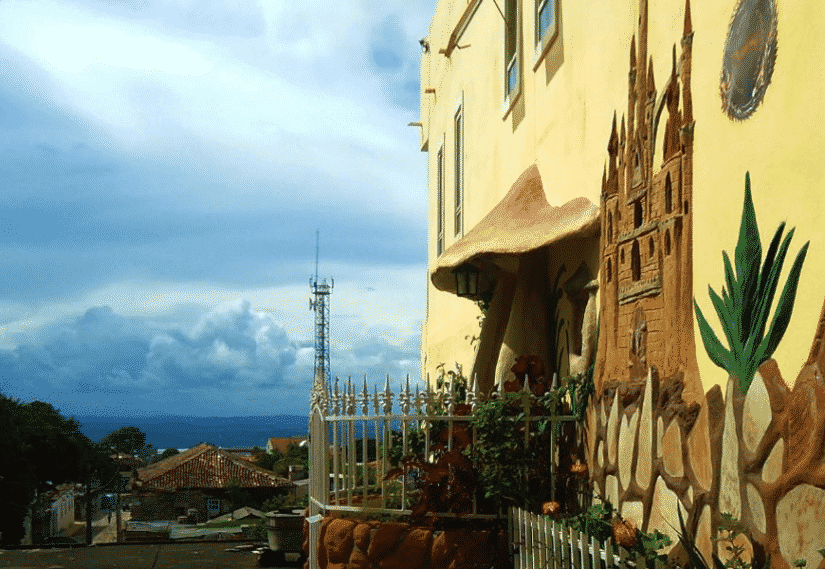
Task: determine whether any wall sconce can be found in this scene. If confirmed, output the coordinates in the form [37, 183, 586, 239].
[453, 263, 479, 297]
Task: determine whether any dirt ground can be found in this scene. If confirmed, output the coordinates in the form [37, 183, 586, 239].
[0, 541, 301, 569]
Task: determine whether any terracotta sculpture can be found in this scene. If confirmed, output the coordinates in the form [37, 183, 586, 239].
[593, 0, 701, 403]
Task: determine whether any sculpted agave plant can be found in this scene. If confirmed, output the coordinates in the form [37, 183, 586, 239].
[694, 172, 809, 394]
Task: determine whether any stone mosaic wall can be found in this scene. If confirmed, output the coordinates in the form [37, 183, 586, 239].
[305, 516, 507, 569]
[586, 358, 825, 569]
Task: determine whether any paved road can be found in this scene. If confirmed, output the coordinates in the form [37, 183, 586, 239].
[57, 509, 130, 545]
[0, 542, 301, 569]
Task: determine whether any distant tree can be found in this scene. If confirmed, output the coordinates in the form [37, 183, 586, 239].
[255, 448, 282, 472]
[0, 394, 113, 545]
[252, 443, 308, 476]
[272, 443, 308, 478]
[137, 444, 157, 465]
[225, 479, 252, 508]
[158, 447, 180, 461]
[98, 426, 147, 456]
[0, 394, 36, 545]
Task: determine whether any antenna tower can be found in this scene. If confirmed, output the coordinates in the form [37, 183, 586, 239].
[309, 230, 333, 387]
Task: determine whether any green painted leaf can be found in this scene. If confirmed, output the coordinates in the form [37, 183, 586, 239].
[673, 501, 712, 569]
[760, 240, 809, 363]
[695, 300, 733, 373]
[697, 173, 808, 396]
[722, 251, 743, 347]
[745, 229, 783, 345]
[756, 221, 786, 301]
[708, 285, 736, 353]
[735, 173, 762, 335]
[746, 227, 795, 373]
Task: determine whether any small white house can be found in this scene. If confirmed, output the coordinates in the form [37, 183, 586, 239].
[48, 485, 76, 537]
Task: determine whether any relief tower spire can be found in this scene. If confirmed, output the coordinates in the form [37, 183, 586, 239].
[595, 0, 701, 403]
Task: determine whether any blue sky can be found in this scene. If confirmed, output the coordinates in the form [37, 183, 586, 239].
[0, 0, 433, 417]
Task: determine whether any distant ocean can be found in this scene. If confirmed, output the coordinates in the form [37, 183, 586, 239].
[74, 415, 308, 450]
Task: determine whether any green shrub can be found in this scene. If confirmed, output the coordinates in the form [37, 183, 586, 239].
[261, 492, 308, 513]
[672, 505, 770, 569]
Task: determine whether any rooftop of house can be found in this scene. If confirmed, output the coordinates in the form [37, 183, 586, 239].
[135, 443, 293, 492]
[41, 483, 76, 502]
[110, 452, 146, 471]
[265, 437, 305, 454]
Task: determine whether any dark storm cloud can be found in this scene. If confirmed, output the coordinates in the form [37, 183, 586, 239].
[0, 1, 429, 417]
[0, 302, 420, 416]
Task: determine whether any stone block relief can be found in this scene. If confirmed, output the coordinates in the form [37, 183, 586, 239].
[586, 357, 825, 568]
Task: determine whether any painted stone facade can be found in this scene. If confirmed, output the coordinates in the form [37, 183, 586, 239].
[594, 0, 702, 404]
[588, 351, 825, 569]
[306, 516, 508, 569]
[586, 1, 825, 567]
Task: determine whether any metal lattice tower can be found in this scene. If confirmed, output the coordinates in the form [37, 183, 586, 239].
[309, 230, 333, 387]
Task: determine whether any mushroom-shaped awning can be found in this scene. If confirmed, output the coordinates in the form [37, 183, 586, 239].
[431, 164, 601, 293]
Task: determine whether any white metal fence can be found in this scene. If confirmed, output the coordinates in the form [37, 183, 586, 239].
[307, 372, 583, 569]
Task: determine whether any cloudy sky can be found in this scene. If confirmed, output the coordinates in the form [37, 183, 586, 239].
[0, 0, 433, 417]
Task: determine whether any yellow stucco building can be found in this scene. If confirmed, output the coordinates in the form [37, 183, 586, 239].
[419, 0, 825, 400]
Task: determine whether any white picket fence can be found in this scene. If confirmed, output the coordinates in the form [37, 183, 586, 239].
[509, 506, 664, 569]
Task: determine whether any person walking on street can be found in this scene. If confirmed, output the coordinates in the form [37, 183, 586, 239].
[107, 510, 112, 524]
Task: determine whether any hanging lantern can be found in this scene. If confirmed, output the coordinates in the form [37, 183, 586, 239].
[453, 263, 479, 297]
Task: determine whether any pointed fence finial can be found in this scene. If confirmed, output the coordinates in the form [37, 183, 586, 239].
[446, 384, 456, 415]
[382, 375, 393, 414]
[469, 373, 480, 412]
[400, 375, 411, 414]
[425, 382, 435, 415]
[346, 377, 356, 415]
[520, 374, 533, 416]
[361, 376, 370, 415]
[333, 376, 341, 415]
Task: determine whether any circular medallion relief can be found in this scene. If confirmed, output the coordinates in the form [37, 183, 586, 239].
[720, 0, 777, 120]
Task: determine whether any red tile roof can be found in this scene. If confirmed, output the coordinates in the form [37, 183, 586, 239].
[110, 452, 145, 470]
[266, 437, 304, 454]
[136, 443, 292, 492]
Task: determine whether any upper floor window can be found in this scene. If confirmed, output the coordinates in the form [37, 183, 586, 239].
[505, 0, 519, 99]
[454, 107, 464, 237]
[536, 0, 555, 44]
[437, 146, 445, 255]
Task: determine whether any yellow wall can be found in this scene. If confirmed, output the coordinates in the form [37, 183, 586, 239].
[422, 0, 825, 393]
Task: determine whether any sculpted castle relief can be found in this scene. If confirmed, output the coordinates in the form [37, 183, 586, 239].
[594, 0, 701, 404]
